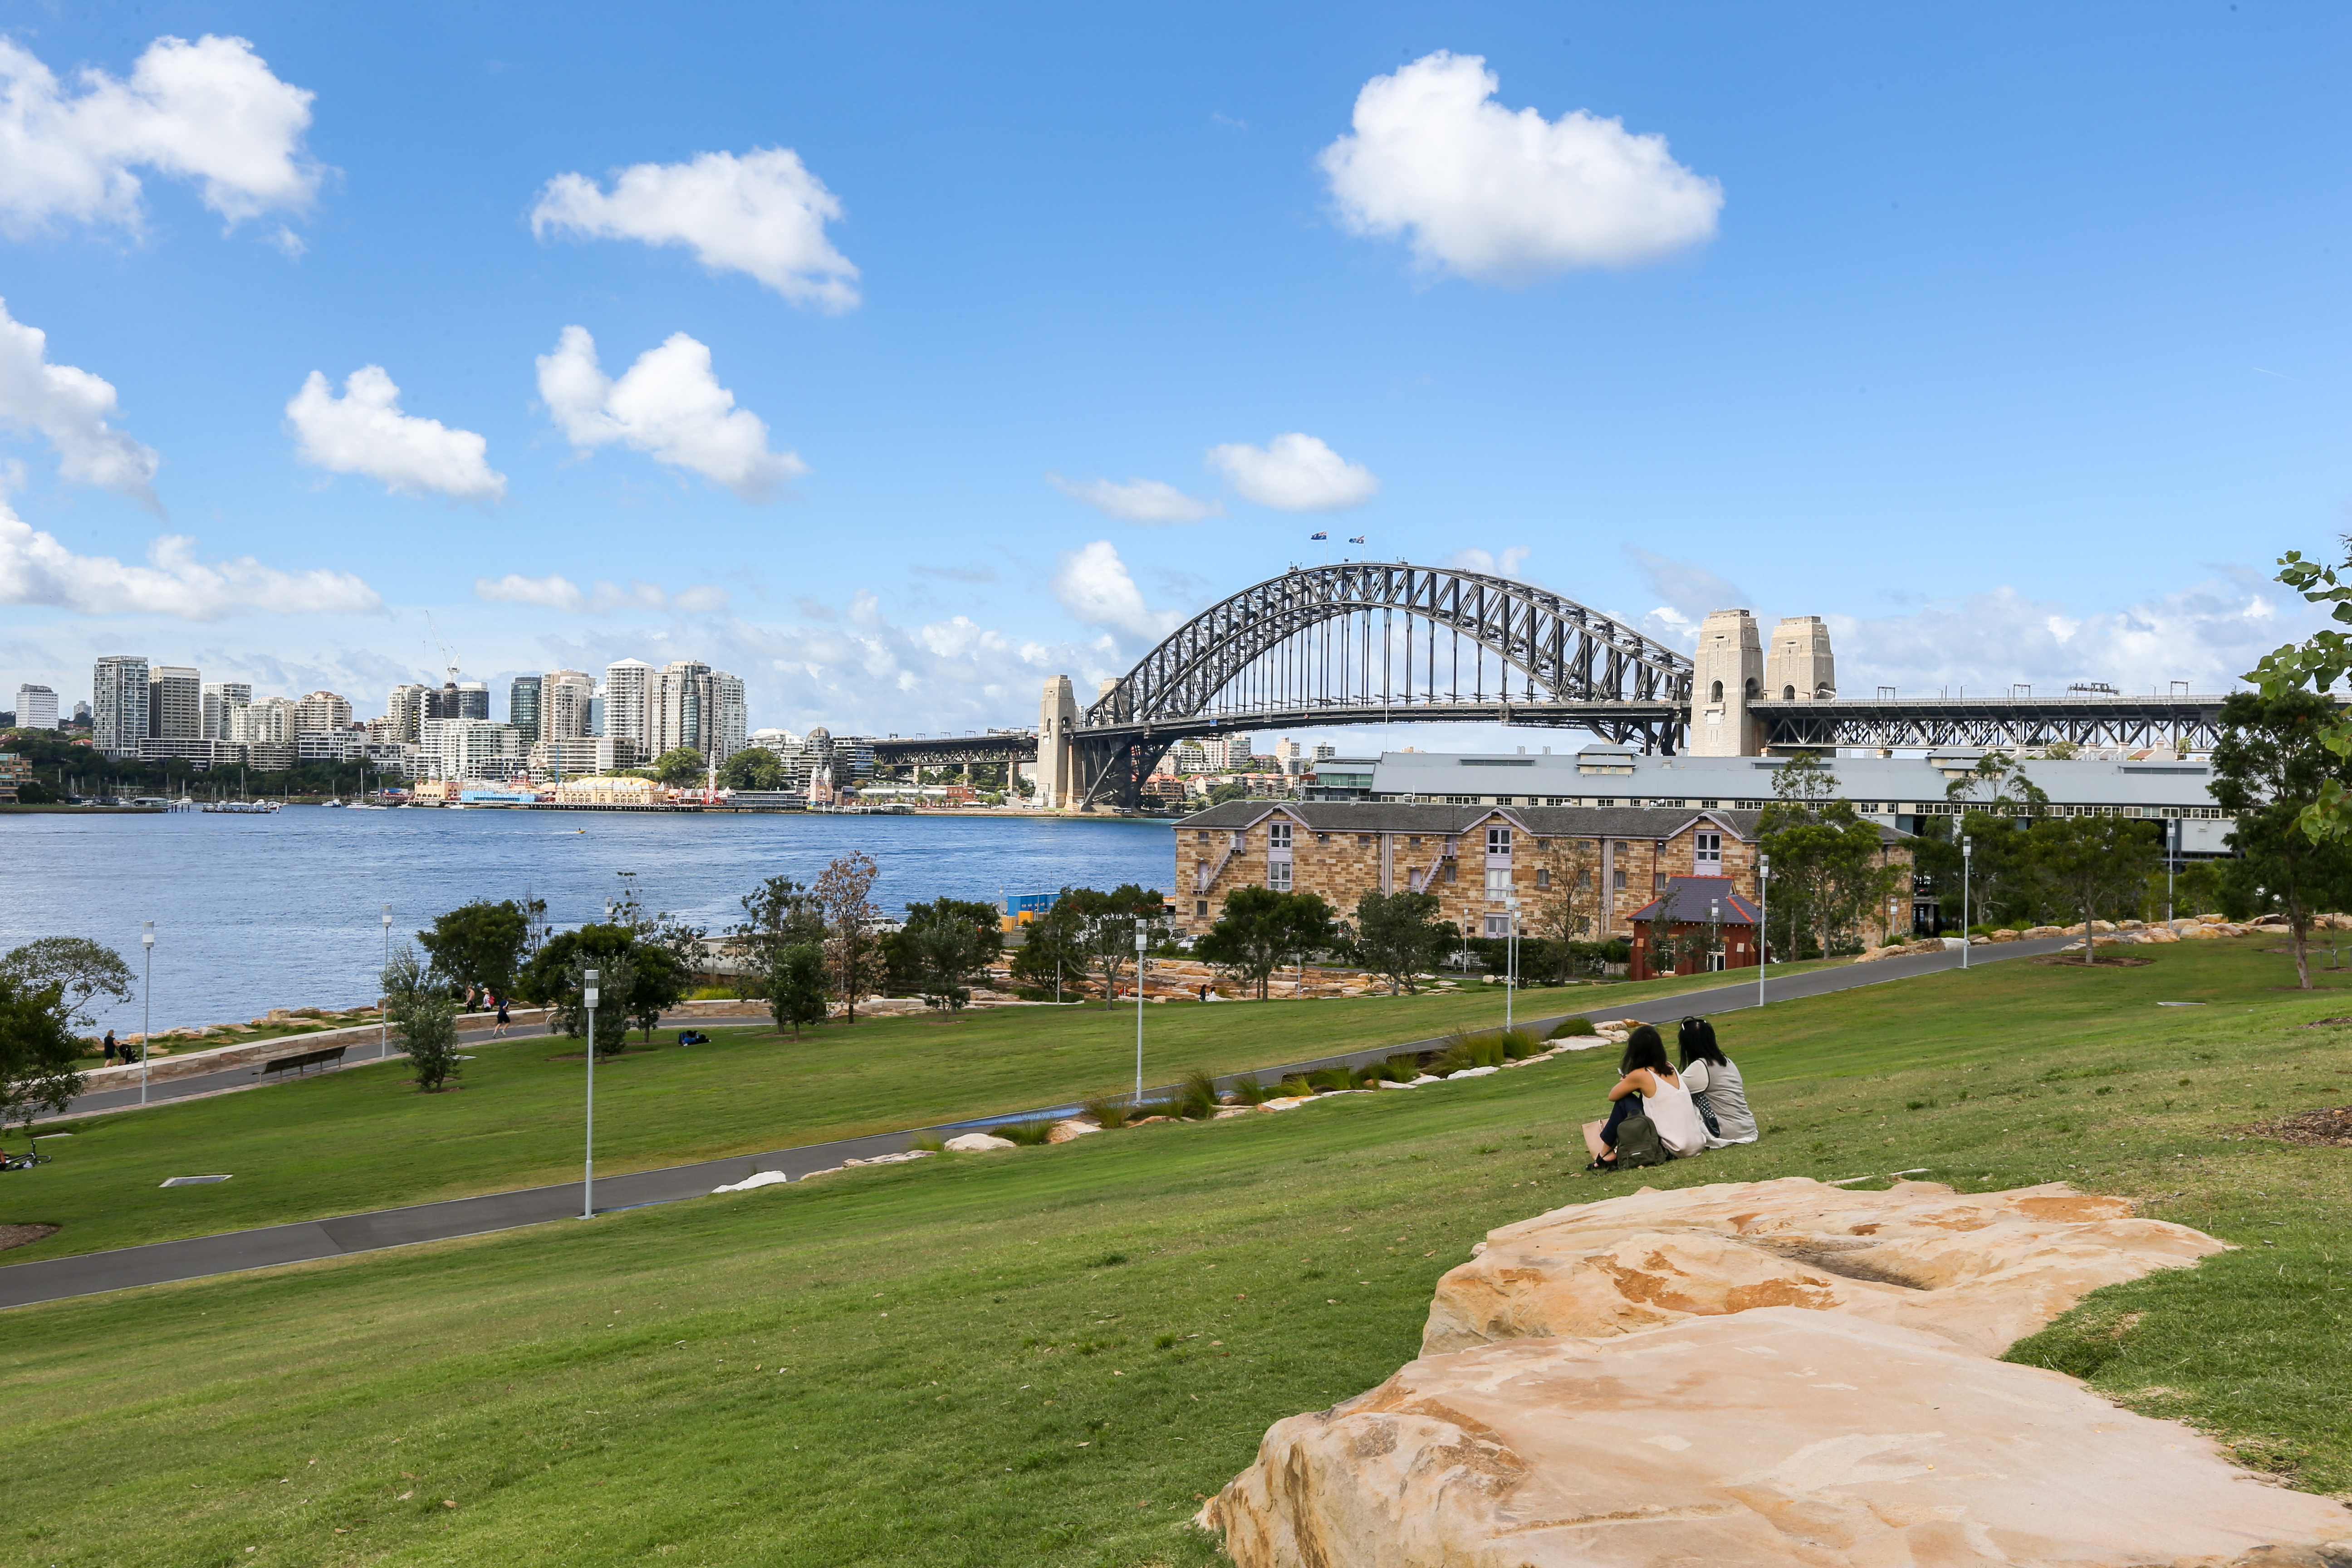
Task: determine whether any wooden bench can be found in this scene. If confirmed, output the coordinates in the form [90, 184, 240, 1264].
[260, 1044, 347, 1078]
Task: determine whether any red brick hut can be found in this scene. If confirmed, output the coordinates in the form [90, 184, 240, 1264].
[1628, 876, 1761, 980]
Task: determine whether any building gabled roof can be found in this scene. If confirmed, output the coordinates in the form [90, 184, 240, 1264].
[1170, 799, 1767, 840]
[1627, 876, 1761, 925]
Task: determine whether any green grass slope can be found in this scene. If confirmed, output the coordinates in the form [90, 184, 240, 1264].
[5, 937, 2350, 1568]
[1, 965, 1802, 1264]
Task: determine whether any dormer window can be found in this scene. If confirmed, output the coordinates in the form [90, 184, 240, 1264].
[1269, 822, 1292, 849]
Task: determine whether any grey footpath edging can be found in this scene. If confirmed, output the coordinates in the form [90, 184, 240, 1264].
[0, 937, 2074, 1310]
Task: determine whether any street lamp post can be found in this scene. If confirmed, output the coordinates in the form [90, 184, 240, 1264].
[1133, 927, 1148, 1104]
[380, 903, 392, 1061]
[1503, 896, 1520, 1033]
[1757, 857, 1770, 1008]
[1961, 836, 1973, 969]
[1710, 898, 1722, 973]
[140, 921, 154, 1104]
[2166, 817, 2179, 924]
[582, 967, 600, 1220]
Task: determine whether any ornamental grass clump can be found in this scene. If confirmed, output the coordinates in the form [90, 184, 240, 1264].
[1306, 1067, 1354, 1093]
[1082, 1096, 1131, 1130]
[997, 1119, 1058, 1146]
[1227, 1073, 1270, 1106]
[1497, 1027, 1541, 1061]
[1550, 1016, 1597, 1038]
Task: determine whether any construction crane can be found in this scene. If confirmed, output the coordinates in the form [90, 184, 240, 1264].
[424, 611, 460, 688]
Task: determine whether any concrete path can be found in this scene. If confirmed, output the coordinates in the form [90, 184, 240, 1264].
[1, 936, 2074, 1310]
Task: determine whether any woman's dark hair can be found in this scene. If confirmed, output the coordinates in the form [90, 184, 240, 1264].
[1619, 1024, 1670, 1076]
[1678, 1017, 1729, 1069]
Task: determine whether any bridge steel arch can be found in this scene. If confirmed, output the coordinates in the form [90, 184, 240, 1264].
[1067, 562, 1693, 807]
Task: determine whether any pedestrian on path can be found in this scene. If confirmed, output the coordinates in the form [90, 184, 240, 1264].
[492, 995, 511, 1038]
[102, 1029, 118, 1065]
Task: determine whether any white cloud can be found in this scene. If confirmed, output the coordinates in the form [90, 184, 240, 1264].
[530, 147, 858, 312]
[536, 326, 805, 502]
[0, 297, 160, 505]
[0, 34, 320, 236]
[0, 504, 379, 619]
[285, 366, 505, 503]
[1051, 540, 1185, 647]
[1444, 545, 1532, 579]
[1319, 50, 1722, 282]
[1047, 472, 1224, 524]
[1826, 576, 2307, 696]
[1623, 545, 1751, 622]
[474, 573, 729, 615]
[1205, 432, 1378, 512]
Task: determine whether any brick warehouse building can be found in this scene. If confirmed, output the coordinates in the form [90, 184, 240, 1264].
[1171, 799, 1917, 948]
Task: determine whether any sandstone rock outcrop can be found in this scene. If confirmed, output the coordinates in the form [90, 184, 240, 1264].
[1204, 1308, 2352, 1567]
[1202, 1179, 2352, 1566]
[1420, 1178, 2225, 1359]
[942, 1132, 1015, 1152]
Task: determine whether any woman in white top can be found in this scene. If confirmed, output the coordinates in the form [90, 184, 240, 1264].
[1677, 1017, 1758, 1147]
[1582, 1025, 1710, 1166]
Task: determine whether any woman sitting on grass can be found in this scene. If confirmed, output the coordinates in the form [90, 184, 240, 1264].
[1678, 1016, 1758, 1147]
[1582, 1024, 1709, 1168]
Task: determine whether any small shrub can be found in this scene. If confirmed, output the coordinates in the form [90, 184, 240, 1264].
[1550, 1016, 1597, 1038]
[1154, 1333, 1177, 1348]
[1278, 1075, 1315, 1098]
[1497, 1027, 1540, 1061]
[1385, 1052, 1425, 1081]
[1228, 1074, 1270, 1105]
[1306, 1067, 1353, 1093]
[1083, 1096, 1131, 1130]
[909, 1132, 945, 1152]
[1177, 1068, 1221, 1119]
[999, 1119, 1057, 1146]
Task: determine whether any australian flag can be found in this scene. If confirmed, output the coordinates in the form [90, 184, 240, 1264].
[1309, 531, 1330, 540]
[1348, 535, 1367, 544]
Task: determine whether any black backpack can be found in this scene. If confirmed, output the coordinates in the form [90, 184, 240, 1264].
[1613, 1112, 1672, 1169]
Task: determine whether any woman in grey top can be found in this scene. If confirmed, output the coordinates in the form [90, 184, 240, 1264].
[1677, 1018, 1756, 1147]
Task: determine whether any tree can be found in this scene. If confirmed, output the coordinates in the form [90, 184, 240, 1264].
[1945, 752, 2048, 814]
[1529, 838, 1598, 978]
[772, 943, 829, 1037]
[814, 852, 883, 1022]
[415, 900, 531, 998]
[0, 973, 82, 1139]
[2247, 541, 2352, 844]
[1058, 884, 1168, 1007]
[1352, 889, 1450, 995]
[887, 898, 1004, 1010]
[521, 926, 639, 1054]
[2029, 815, 2162, 965]
[1008, 897, 1088, 999]
[0, 936, 134, 1033]
[717, 746, 787, 791]
[651, 746, 708, 788]
[1196, 887, 1333, 999]
[380, 946, 462, 1092]
[1757, 754, 1907, 959]
[731, 873, 825, 1010]
[2209, 688, 2352, 988]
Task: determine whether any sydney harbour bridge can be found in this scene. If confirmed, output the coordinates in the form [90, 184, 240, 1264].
[866, 561, 2230, 809]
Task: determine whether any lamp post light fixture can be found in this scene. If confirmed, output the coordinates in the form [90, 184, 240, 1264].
[1961, 836, 1973, 970]
[1503, 895, 1521, 1034]
[582, 967, 600, 1220]
[380, 903, 393, 1060]
[1710, 899, 1722, 973]
[1133, 926, 1149, 1105]
[140, 921, 154, 1105]
[1757, 856, 1770, 1007]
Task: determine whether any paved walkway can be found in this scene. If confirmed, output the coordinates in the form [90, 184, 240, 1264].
[0, 937, 2072, 1310]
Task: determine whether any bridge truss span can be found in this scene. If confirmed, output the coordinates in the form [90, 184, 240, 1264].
[1069, 562, 1692, 806]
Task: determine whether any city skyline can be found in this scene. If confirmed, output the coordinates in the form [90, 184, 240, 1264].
[1, 5, 2346, 749]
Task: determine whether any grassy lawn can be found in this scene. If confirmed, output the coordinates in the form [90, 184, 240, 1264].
[4, 936, 2351, 1567]
[2, 964, 1781, 1265]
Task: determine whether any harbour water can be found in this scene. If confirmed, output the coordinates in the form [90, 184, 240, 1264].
[0, 808, 1175, 1033]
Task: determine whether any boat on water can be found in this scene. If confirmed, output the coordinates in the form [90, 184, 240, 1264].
[202, 800, 281, 814]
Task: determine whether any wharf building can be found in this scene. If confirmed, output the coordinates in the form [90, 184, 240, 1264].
[1170, 799, 1913, 951]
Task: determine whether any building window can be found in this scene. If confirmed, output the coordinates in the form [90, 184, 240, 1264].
[1699, 799, 1718, 808]
[1536, 867, 1551, 889]
[1268, 861, 1293, 891]
[1269, 822, 1292, 849]
[1485, 867, 1512, 897]
[1484, 914, 1511, 937]
[1710, 679, 1724, 702]
[1195, 899, 1208, 918]
[1494, 795, 1515, 806]
[1358, 834, 1372, 846]
[1407, 835, 1421, 848]
[1615, 841, 1630, 854]
[1612, 867, 1627, 891]
[1316, 832, 1330, 844]
[1486, 825, 1511, 856]
[1654, 872, 1668, 892]
[1579, 868, 1594, 891]
[1197, 830, 1212, 839]
[1443, 861, 1457, 883]
[1695, 831, 1721, 868]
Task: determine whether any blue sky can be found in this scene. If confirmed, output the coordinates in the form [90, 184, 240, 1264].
[1, 1, 2347, 745]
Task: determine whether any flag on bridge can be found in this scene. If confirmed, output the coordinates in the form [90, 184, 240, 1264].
[1309, 531, 1329, 540]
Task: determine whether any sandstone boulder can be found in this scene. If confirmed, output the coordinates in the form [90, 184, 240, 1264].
[1420, 1178, 2224, 1359]
[1202, 1308, 2352, 1568]
[942, 1132, 1016, 1152]
[1046, 1118, 1101, 1143]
